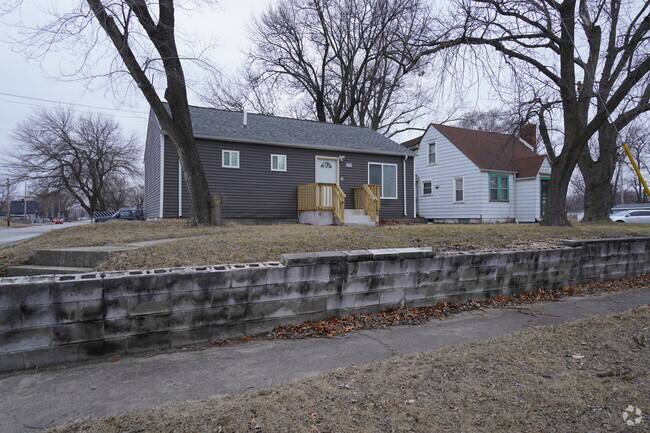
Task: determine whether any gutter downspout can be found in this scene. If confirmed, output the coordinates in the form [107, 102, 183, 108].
[513, 174, 519, 223]
[403, 156, 408, 217]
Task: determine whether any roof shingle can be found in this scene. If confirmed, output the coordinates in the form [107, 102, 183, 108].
[164, 104, 413, 156]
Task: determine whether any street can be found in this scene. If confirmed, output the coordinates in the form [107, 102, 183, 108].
[0, 220, 89, 246]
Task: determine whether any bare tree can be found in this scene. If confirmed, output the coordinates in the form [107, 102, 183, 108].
[456, 109, 514, 133]
[4, 0, 216, 225]
[420, 0, 650, 226]
[0, 178, 17, 218]
[8, 108, 140, 218]
[206, 0, 434, 136]
[620, 121, 650, 203]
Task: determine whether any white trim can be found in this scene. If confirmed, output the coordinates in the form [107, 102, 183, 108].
[222, 150, 240, 168]
[178, 159, 182, 217]
[403, 156, 407, 216]
[159, 133, 165, 218]
[453, 176, 464, 203]
[271, 154, 287, 172]
[368, 162, 398, 199]
[194, 134, 413, 157]
[413, 168, 417, 218]
[427, 141, 437, 165]
[315, 156, 340, 184]
[421, 179, 433, 196]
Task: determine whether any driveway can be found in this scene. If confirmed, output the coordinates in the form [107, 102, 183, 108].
[0, 221, 89, 246]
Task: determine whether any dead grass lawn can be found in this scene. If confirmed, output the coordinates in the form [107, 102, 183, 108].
[47, 305, 650, 433]
[2, 219, 650, 273]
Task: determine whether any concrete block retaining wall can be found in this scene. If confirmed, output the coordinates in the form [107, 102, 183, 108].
[1, 237, 649, 372]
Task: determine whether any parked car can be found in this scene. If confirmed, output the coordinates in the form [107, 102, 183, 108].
[95, 208, 144, 223]
[609, 210, 650, 223]
[53, 218, 64, 224]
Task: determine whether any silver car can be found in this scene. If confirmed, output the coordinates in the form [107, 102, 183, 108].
[609, 209, 650, 223]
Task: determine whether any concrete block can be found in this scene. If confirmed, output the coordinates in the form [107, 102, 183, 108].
[313, 251, 347, 264]
[246, 298, 297, 320]
[50, 280, 103, 303]
[170, 327, 211, 347]
[0, 283, 51, 309]
[0, 308, 21, 330]
[355, 261, 383, 277]
[295, 296, 328, 315]
[286, 264, 330, 283]
[342, 277, 371, 294]
[191, 306, 232, 327]
[105, 314, 171, 338]
[52, 321, 103, 344]
[171, 290, 213, 311]
[77, 300, 107, 322]
[21, 303, 76, 328]
[193, 270, 231, 291]
[281, 252, 318, 266]
[126, 331, 171, 353]
[382, 260, 403, 275]
[211, 287, 249, 306]
[78, 338, 128, 358]
[264, 267, 287, 285]
[342, 250, 374, 262]
[0, 351, 24, 372]
[0, 328, 51, 352]
[326, 291, 379, 310]
[127, 293, 172, 316]
[369, 249, 401, 261]
[104, 297, 129, 319]
[379, 287, 405, 305]
[23, 344, 79, 369]
[211, 323, 247, 340]
[231, 267, 268, 288]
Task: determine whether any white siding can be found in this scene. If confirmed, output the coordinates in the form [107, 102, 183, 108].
[415, 126, 483, 219]
[539, 157, 551, 175]
[515, 178, 538, 222]
[479, 172, 516, 219]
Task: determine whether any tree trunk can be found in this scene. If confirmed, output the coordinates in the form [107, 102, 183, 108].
[579, 124, 617, 222]
[541, 169, 572, 226]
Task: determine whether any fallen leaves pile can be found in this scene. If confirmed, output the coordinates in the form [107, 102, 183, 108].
[267, 274, 650, 340]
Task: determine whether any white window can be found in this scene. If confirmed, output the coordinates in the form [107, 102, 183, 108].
[454, 177, 464, 203]
[368, 163, 398, 199]
[428, 142, 436, 165]
[222, 150, 239, 168]
[271, 154, 287, 171]
[422, 180, 432, 195]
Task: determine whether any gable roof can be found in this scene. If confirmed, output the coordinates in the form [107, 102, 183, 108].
[402, 123, 546, 177]
[161, 104, 413, 156]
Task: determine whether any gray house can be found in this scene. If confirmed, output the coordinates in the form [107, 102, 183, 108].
[144, 105, 415, 225]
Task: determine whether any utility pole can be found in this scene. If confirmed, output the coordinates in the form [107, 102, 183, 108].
[6, 178, 10, 227]
[23, 183, 27, 220]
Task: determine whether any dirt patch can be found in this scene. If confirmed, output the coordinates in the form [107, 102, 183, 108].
[46, 305, 650, 433]
[2, 220, 649, 274]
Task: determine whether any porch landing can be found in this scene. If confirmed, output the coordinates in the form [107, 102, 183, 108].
[298, 209, 375, 227]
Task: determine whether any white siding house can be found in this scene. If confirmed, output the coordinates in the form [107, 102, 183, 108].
[406, 124, 551, 223]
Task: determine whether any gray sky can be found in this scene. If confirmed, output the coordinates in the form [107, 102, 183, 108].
[0, 0, 270, 172]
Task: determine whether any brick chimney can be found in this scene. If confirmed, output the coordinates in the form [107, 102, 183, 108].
[520, 124, 537, 152]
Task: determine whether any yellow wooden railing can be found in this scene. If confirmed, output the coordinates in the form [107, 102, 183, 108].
[297, 183, 346, 224]
[353, 184, 381, 223]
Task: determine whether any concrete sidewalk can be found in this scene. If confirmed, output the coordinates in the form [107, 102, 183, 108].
[1, 289, 648, 433]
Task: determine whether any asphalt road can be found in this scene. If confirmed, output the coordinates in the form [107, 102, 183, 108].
[0, 289, 647, 433]
[0, 221, 89, 246]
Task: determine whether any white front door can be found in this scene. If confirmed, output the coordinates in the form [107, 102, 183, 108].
[315, 157, 339, 184]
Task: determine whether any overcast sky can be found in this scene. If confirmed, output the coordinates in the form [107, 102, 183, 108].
[0, 0, 271, 178]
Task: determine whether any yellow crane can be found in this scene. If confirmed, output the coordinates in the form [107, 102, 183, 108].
[622, 143, 650, 198]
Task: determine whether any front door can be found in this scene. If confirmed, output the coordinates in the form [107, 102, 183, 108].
[315, 156, 339, 184]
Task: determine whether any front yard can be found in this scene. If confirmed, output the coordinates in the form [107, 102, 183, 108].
[2, 220, 650, 274]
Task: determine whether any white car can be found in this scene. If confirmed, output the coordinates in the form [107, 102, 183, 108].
[609, 209, 650, 223]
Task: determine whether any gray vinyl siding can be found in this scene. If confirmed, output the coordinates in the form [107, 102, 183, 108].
[165, 137, 414, 220]
[143, 111, 162, 219]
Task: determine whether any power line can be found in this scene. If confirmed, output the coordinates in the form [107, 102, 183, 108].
[0, 98, 147, 121]
[0, 91, 147, 115]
